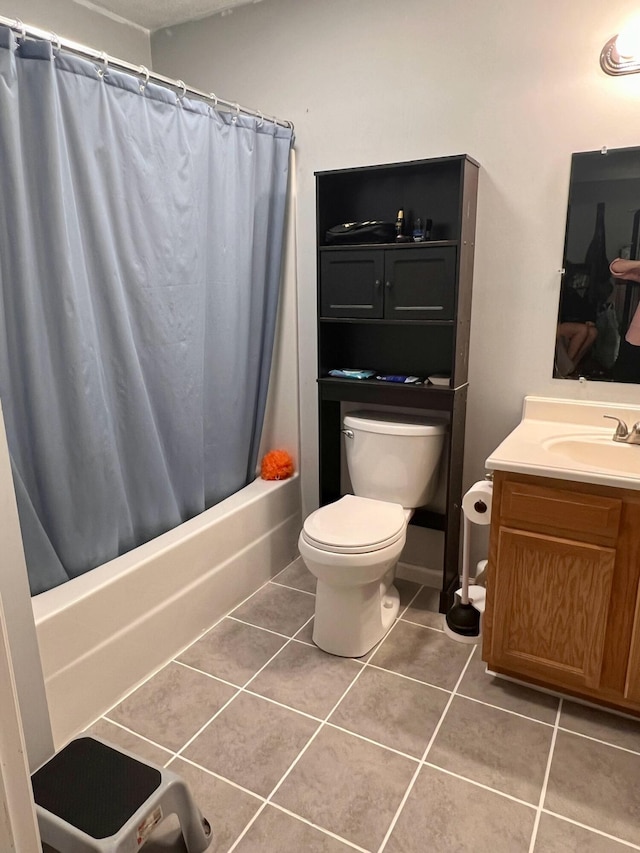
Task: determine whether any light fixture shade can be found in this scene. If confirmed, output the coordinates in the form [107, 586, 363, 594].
[601, 34, 640, 75]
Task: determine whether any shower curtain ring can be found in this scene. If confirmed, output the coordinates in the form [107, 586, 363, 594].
[50, 32, 61, 58]
[13, 19, 26, 41]
[138, 65, 150, 93]
[256, 110, 264, 128]
[232, 102, 240, 124]
[208, 92, 218, 116]
[97, 51, 108, 79]
[176, 80, 187, 104]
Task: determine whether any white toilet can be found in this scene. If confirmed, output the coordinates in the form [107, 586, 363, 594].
[298, 410, 446, 657]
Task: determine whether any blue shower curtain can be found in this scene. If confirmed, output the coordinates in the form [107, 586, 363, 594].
[0, 27, 293, 595]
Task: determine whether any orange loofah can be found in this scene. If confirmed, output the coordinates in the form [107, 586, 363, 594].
[260, 449, 294, 481]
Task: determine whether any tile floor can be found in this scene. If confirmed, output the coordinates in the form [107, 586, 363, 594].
[55, 558, 640, 852]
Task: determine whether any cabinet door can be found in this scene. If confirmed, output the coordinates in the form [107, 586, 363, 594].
[625, 582, 640, 703]
[489, 527, 615, 690]
[384, 246, 456, 320]
[320, 251, 384, 318]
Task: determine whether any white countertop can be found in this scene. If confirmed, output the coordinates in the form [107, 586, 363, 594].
[486, 397, 640, 490]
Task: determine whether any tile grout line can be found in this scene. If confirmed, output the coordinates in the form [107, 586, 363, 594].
[365, 660, 453, 693]
[396, 583, 424, 619]
[270, 579, 316, 596]
[555, 724, 640, 757]
[540, 809, 640, 851]
[322, 721, 421, 763]
[96, 717, 176, 761]
[268, 803, 371, 853]
[172, 659, 244, 690]
[226, 614, 302, 641]
[376, 642, 477, 853]
[421, 761, 537, 810]
[172, 754, 267, 802]
[454, 692, 556, 728]
[527, 696, 562, 853]
[398, 615, 444, 633]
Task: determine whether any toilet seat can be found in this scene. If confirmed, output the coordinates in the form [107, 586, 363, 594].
[302, 494, 406, 555]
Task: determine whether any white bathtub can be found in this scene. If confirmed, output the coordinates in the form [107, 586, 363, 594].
[32, 475, 301, 747]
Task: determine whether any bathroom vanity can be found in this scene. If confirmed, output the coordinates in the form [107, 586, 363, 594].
[483, 397, 640, 715]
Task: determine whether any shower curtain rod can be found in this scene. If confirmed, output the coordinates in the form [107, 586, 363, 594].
[0, 14, 294, 132]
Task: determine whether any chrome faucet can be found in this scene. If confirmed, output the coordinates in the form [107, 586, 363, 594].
[603, 415, 640, 445]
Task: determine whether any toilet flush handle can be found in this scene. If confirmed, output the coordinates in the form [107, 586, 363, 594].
[341, 428, 354, 439]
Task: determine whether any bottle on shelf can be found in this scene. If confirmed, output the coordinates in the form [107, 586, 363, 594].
[395, 208, 404, 241]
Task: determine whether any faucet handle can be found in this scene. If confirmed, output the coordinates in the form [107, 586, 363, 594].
[603, 415, 629, 438]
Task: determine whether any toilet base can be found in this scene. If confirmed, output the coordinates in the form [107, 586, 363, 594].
[313, 576, 400, 657]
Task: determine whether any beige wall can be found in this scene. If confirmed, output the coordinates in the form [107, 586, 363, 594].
[151, 0, 640, 560]
[0, 0, 151, 64]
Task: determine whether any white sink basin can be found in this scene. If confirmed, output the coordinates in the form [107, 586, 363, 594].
[542, 435, 640, 476]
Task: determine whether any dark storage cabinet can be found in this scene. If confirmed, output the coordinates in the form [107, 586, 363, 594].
[315, 155, 479, 610]
[321, 245, 456, 321]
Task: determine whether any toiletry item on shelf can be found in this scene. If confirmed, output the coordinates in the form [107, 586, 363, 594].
[395, 209, 404, 241]
[376, 374, 423, 384]
[394, 209, 411, 243]
[413, 217, 433, 241]
[328, 369, 375, 379]
[426, 374, 450, 386]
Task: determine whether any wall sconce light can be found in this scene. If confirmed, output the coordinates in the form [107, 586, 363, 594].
[601, 21, 640, 75]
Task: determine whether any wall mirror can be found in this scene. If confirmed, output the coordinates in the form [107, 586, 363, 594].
[555, 145, 640, 384]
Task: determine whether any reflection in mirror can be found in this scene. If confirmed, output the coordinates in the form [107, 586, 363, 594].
[555, 146, 640, 384]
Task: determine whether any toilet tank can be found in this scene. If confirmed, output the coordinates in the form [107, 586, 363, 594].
[343, 411, 446, 507]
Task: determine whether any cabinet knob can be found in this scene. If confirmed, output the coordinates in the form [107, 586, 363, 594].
[385, 280, 392, 289]
[374, 279, 381, 287]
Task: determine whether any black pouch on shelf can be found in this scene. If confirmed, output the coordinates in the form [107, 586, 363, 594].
[325, 221, 396, 245]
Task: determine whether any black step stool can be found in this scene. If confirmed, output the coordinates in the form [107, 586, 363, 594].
[32, 736, 212, 852]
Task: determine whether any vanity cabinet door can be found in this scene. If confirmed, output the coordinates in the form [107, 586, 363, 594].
[489, 527, 616, 690]
[625, 584, 640, 703]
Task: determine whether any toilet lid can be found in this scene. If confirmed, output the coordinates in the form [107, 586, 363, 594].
[302, 495, 406, 554]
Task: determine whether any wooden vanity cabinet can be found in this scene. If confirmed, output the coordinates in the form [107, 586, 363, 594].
[483, 471, 640, 715]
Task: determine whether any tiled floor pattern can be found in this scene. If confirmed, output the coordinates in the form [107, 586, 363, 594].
[58, 558, 640, 852]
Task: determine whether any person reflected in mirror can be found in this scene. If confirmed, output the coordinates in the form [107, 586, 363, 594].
[610, 258, 640, 383]
[556, 266, 599, 376]
[556, 321, 598, 376]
